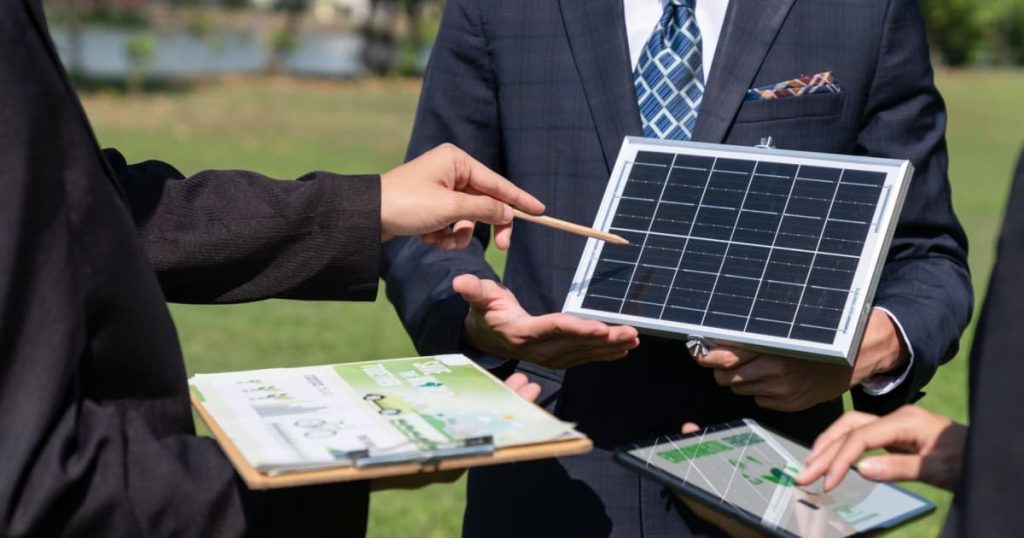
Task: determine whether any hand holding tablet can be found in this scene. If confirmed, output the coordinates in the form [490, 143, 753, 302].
[615, 419, 934, 537]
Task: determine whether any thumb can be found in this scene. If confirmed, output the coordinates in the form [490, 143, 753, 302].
[452, 274, 506, 310]
[449, 191, 513, 225]
[855, 454, 923, 483]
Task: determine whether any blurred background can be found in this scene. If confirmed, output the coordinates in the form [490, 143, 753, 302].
[43, 0, 1024, 536]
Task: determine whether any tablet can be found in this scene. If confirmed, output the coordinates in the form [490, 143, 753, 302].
[614, 419, 934, 537]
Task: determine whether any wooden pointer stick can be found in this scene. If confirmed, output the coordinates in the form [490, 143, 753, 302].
[512, 209, 630, 245]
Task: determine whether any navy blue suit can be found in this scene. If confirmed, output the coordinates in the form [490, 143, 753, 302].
[384, 0, 972, 535]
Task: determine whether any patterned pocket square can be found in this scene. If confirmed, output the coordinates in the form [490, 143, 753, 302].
[745, 71, 841, 101]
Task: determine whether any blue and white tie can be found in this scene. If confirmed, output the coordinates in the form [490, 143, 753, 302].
[634, 0, 704, 140]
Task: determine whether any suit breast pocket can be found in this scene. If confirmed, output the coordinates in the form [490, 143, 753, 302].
[733, 92, 845, 124]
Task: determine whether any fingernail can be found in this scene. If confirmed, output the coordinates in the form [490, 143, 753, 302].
[855, 458, 881, 476]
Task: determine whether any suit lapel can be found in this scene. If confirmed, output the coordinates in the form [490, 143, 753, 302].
[558, 0, 643, 172]
[692, 0, 797, 143]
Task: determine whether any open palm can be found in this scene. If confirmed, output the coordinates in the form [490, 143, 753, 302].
[453, 274, 639, 369]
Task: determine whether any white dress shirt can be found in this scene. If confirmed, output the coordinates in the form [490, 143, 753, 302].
[621, 0, 914, 395]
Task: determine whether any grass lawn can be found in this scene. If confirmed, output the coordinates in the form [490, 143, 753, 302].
[80, 70, 1024, 537]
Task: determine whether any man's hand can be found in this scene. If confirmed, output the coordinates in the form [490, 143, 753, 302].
[379, 143, 545, 249]
[693, 309, 909, 412]
[453, 274, 640, 369]
[796, 405, 967, 492]
[373, 373, 542, 491]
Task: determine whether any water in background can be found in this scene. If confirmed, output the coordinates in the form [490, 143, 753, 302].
[49, 27, 425, 78]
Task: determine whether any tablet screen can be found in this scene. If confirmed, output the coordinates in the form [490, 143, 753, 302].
[623, 419, 933, 537]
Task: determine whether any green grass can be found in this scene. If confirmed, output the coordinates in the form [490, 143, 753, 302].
[80, 71, 1024, 537]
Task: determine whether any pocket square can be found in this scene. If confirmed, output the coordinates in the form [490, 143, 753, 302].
[745, 71, 841, 101]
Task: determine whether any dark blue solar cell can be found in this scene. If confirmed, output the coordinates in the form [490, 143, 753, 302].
[673, 154, 715, 170]
[585, 259, 634, 300]
[597, 238, 643, 264]
[829, 183, 881, 222]
[841, 169, 886, 186]
[819, 220, 870, 255]
[639, 234, 687, 268]
[582, 294, 623, 312]
[704, 312, 748, 331]
[651, 201, 697, 235]
[634, 150, 675, 166]
[806, 255, 859, 290]
[754, 161, 799, 178]
[703, 172, 750, 209]
[664, 167, 711, 205]
[679, 239, 727, 273]
[749, 280, 802, 322]
[662, 304, 704, 324]
[732, 211, 782, 244]
[775, 215, 824, 250]
[744, 185, 789, 214]
[715, 158, 757, 174]
[794, 287, 848, 329]
[747, 318, 791, 337]
[706, 276, 759, 317]
[763, 250, 813, 284]
[721, 244, 770, 279]
[667, 270, 717, 311]
[623, 164, 668, 199]
[798, 165, 842, 182]
[787, 178, 839, 219]
[692, 206, 738, 240]
[790, 324, 836, 344]
[611, 197, 657, 231]
[622, 266, 674, 307]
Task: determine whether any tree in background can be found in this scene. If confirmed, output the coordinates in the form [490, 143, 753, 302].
[362, 0, 433, 75]
[124, 32, 157, 91]
[268, 0, 310, 74]
[921, 0, 1024, 66]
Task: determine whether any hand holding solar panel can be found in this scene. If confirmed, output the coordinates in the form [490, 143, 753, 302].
[564, 138, 912, 366]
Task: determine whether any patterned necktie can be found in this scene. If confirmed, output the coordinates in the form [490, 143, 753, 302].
[634, 0, 704, 140]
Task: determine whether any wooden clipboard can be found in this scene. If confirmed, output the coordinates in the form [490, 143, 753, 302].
[192, 394, 593, 490]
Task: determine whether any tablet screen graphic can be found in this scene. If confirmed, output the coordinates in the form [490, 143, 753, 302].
[625, 420, 933, 537]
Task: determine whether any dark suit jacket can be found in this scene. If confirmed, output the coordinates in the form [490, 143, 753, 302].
[1, 2, 377, 536]
[943, 148, 1024, 538]
[384, 0, 972, 535]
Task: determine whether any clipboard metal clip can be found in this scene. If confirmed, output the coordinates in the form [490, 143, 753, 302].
[354, 435, 496, 469]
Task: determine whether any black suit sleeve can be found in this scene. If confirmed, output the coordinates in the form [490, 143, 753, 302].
[851, 0, 973, 414]
[103, 149, 382, 304]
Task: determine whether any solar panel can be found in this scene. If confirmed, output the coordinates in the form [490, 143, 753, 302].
[563, 138, 913, 365]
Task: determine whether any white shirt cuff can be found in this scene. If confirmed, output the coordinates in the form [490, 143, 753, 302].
[859, 307, 915, 396]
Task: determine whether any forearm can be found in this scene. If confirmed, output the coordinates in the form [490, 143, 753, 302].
[104, 149, 381, 304]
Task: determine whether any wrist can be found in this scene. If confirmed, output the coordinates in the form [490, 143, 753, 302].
[852, 310, 910, 385]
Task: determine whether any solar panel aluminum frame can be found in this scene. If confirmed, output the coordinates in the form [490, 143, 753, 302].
[563, 137, 914, 365]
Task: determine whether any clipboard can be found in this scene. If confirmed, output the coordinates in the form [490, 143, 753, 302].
[190, 355, 594, 490]
[193, 395, 592, 490]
